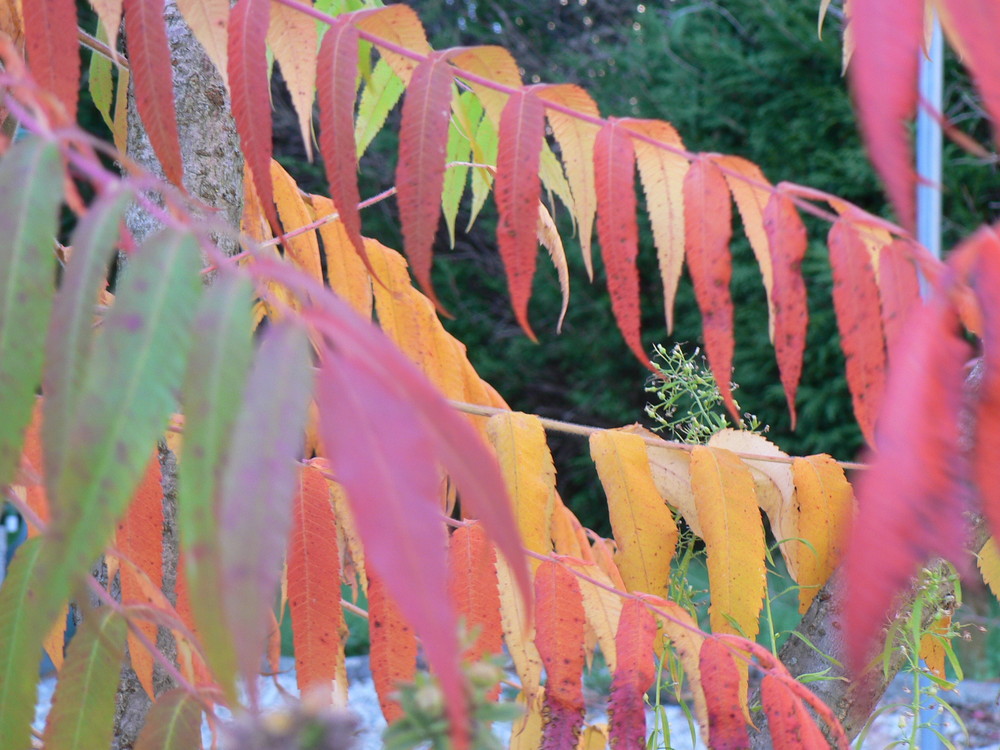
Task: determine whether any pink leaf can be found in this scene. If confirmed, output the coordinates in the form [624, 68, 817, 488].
[395, 51, 454, 310]
[972, 229, 1000, 548]
[496, 89, 546, 339]
[847, 0, 922, 230]
[684, 158, 738, 421]
[941, 1, 1000, 153]
[594, 120, 647, 366]
[123, 0, 184, 187]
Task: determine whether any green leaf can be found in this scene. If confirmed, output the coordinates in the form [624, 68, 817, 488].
[134, 689, 203, 750]
[40, 229, 202, 627]
[218, 321, 314, 705]
[178, 271, 255, 703]
[42, 607, 127, 750]
[467, 112, 497, 231]
[441, 91, 473, 248]
[0, 136, 63, 487]
[43, 188, 132, 482]
[355, 57, 405, 158]
[0, 539, 54, 750]
[88, 22, 115, 133]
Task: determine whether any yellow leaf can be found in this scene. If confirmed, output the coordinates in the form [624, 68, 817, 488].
[497, 555, 543, 707]
[312, 196, 373, 316]
[707, 428, 796, 572]
[354, 5, 431, 85]
[539, 140, 576, 220]
[537, 201, 570, 332]
[577, 724, 609, 750]
[622, 119, 689, 332]
[268, 1, 317, 160]
[791, 455, 855, 612]
[449, 45, 522, 125]
[563, 559, 623, 672]
[538, 84, 600, 279]
[978, 536, 1000, 603]
[177, 0, 229, 90]
[591, 429, 678, 597]
[270, 160, 324, 283]
[689, 446, 765, 640]
[629, 425, 701, 536]
[711, 155, 776, 341]
[486, 412, 556, 566]
[919, 615, 951, 680]
[510, 686, 545, 748]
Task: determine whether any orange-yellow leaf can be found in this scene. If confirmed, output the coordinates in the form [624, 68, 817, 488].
[563, 558, 622, 672]
[534, 560, 586, 748]
[919, 615, 951, 680]
[791, 455, 854, 612]
[288, 464, 347, 705]
[590, 429, 677, 597]
[622, 118, 689, 332]
[268, 0, 317, 159]
[116, 455, 164, 699]
[310, 196, 373, 317]
[510, 688, 545, 750]
[42, 604, 68, 672]
[496, 554, 543, 706]
[367, 571, 417, 722]
[537, 84, 600, 278]
[591, 536, 628, 592]
[608, 598, 657, 748]
[354, 5, 430, 85]
[486, 412, 556, 566]
[449, 45, 522, 125]
[576, 724, 609, 750]
[18, 397, 49, 537]
[689, 446, 765, 640]
[271, 160, 324, 284]
[448, 523, 503, 665]
[978, 536, 1000, 603]
[550, 497, 586, 560]
[699, 637, 750, 748]
[177, 0, 229, 89]
[327, 470, 366, 595]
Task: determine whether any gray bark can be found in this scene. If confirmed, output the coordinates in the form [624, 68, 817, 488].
[114, 2, 243, 747]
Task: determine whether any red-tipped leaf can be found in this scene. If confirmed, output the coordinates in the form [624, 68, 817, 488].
[594, 120, 646, 366]
[827, 220, 887, 446]
[229, 0, 277, 230]
[395, 51, 455, 309]
[699, 637, 750, 749]
[496, 89, 546, 339]
[534, 560, 586, 749]
[763, 191, 808, 427]
[608, 598, 657, 748]
[23, 0, 78, 120]
[846, 0, 921, 230]
[684, 158, 738, 421]
[123, 0, 184, 187]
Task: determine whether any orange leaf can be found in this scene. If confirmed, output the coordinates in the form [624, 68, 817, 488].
[271, 160, 324, 284]
[450, 45, 522, 125]
[534, 560, 586, 749]
[448, 523, 503, 665]
[550, 498, 586, 560]
[764, 191, 808, 427]
[395, 51, 454, 309]
[268, 0, 317, 159]
[367, 571, 417, 722]
[684, 157, 738, 421]
[177, 0, 229, 88]
[590, 429, 678, 597]
[124, 0, 184, 186]
[846, 0, 921, 230]
[622, 119, 689, 332]
[689, 447, 765, 640]
[288, 464, 347, 705]
[496, 88, 546, 339]
[698, 638, 750, 749]
[311, 196, 373, 317]
[919, 615, 951, 680]
[116, 455, 164, 699]
[18, 397, 49, 537]
[594, 120, 646, 366]
[827, 219, 887, 446]
[761, 673, 828, 749]
[42, 604, 68, 672]
[608, 598, 657, 748]
[563, 558, 622, 671]
[23, 0, 78, 120]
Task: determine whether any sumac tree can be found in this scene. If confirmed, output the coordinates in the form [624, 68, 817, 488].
[0, 1, 998, 749]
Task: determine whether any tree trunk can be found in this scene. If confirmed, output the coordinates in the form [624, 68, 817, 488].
[114, 2, 242, 746]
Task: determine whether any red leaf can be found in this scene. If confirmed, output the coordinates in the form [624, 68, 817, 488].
[23, 0, 78, 120]
[827, 220, 887, 446]
[367, 571, 418, 722]
[594, 120, 647, 366]
[117, 455, 164, 699]
[534, 560, 586, 749]
[228, 0, 277, 231]
[941, 1, 1000, 153]
[847, 0, 921, 230]
[972, 230, 1000, 547]
[317, 20, 370, 269]
[123, 0, 184, 187]
[761, 674, 828, 748]
[496, 89, 546, 340]
[448, 523, 502, 665]
[608, 598, 657, 749]
[763, 191, 808, 428]
[878, 239, 921, 361]
[395, 51, 454, 310]
[698, 638, 749, 749]
[288, 464, 345, 705]
[844, 291, 971, 672]
[684, 158, 738, 421]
